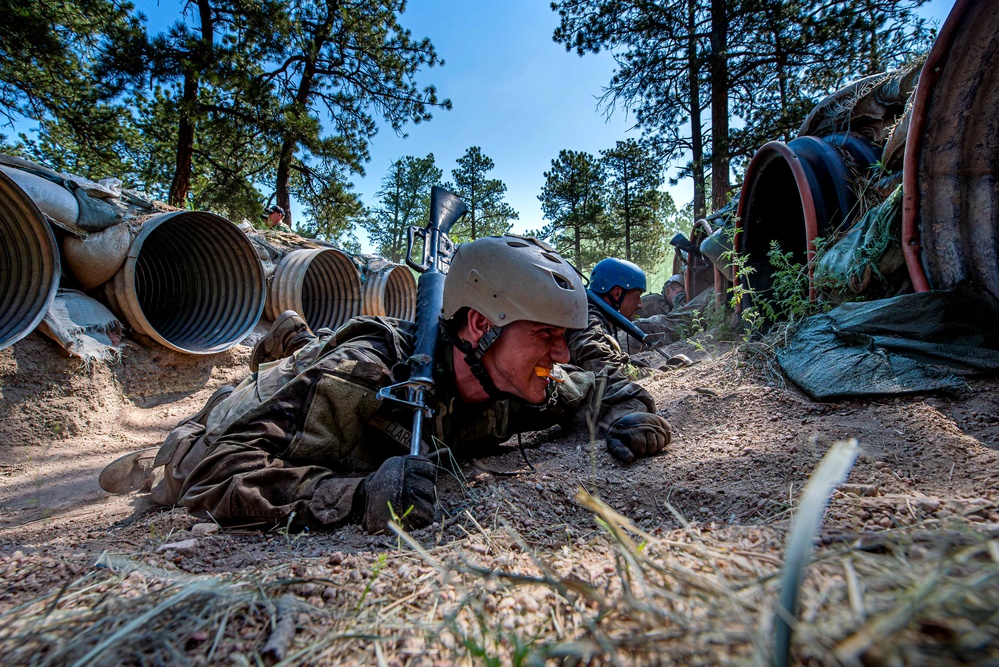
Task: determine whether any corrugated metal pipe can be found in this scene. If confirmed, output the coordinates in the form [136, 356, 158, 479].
[360, 262, 417, 321]
[903, 0, 999, 302]
[103, 212, 265, 354]
[0, 170, 60, 350]
[267, 248, 362, 332]
[734, 133, 881, 306]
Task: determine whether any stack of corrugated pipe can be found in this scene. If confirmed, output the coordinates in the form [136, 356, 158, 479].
[0, 163, 269, 354]
[0, 169, 60, 350]
[265, 251, 416, 331]
[730, 0, 997, 312]
[733, 132, 882, 308]
[0, 165, 417, 354]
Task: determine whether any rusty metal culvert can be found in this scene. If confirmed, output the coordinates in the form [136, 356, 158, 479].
[0, 170, 60, 350]
[735, 133, 880, 305]
[902, 0, 999, 301]
[267, 248, 362, 331]
[361, 263, 417, 320]
[103, 211, 265, 354]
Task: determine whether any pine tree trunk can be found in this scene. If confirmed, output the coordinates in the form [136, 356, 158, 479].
[623, 176, 632, 261]
[709, 0, 730, 213]
[274, 2, 339, 227]
[687, 0, 706, 221]
[168, 75, 197, 208]
[168, 0, 214, 208]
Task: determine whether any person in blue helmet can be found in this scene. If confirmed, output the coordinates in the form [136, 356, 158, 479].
[567, 257, 671, 463]
[590, 257, 647, 320]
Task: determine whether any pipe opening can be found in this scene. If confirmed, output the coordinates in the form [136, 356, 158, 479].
[113, 212, 264, 354]
[737, 135, 879, 313]
[741, 157, 809, 300]
[0, 171, 60, 350]
[362, 264, 417, 320]
[269, 248, 361, 332]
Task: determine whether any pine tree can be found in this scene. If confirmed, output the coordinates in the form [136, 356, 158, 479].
[551, 0, 933, 216]
[537, 149, 606, 269]
[600, 138, 664, 262]
[0, 0, 147, 180]
[446, 146, 518, 241]
[268, 0, 449, 227]
[361, 154, 441, 262]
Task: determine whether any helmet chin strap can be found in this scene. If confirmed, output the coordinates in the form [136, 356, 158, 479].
[444, 323, 505, 399]
[605, 288, 625, 311]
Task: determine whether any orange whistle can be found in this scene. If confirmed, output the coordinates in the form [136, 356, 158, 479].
[534, 366, 565, 383]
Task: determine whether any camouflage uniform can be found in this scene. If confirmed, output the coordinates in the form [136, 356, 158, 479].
[567, 302, 648, 377]
[151, 316, 652, 531]
[269, 222, 294, 234]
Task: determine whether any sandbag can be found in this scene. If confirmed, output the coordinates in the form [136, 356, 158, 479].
[62, 222, 134, 289]
[776, 288, 999, 400]
[36, 289, 122, 365]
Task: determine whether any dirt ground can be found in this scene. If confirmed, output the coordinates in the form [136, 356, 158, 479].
[1, 323, 997, 665]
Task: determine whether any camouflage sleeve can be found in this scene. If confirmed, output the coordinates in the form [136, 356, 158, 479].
[561, 308, 656, 435]
[567, 309, 633, 377]
[178, 351, 402, 531]
[554, 364, 656, 438]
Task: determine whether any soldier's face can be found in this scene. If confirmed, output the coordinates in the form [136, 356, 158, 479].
[619, 288, 644, 320]
[664, 283, 683, 307]
[483, 320, 570, 404]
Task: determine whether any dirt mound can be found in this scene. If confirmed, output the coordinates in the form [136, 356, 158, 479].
[1, 328, 997, 665]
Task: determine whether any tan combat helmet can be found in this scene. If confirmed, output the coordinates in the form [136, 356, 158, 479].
[443, 235, 587, 329]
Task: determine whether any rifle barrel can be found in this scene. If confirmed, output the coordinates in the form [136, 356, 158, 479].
[586, 289, 671, 361]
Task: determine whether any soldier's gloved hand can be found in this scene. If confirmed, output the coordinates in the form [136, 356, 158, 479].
[360, 455, 437, 534]
[606, 413, 672, 463]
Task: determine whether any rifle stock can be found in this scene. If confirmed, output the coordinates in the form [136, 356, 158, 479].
[378, 187, 469, 456]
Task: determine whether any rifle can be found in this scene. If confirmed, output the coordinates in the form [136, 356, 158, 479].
[377, 186, 469, 456]
[669, 232, 702, 259]
[586, 288, 673, 363]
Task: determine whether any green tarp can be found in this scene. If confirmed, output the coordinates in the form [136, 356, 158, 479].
[776, 288, 999, 400]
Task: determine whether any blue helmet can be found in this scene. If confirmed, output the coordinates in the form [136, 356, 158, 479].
[589, 257, 647, 294]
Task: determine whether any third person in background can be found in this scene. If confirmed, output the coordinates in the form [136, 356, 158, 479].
[662, 273, 687, 311]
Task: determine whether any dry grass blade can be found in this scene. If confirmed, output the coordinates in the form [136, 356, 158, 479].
[0, 564, 284, 667]
[774, 439, 860, 667]
[830, 541, 999, 666]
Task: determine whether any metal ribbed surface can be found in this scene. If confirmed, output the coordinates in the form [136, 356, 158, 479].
[267, 248, 361, 331]
[735, 133, 880, 302]
[104, 212, 265, 354]
[903, 0, 999, 300]
[0, 170, 60, 350]
[361, 264, 417, 320]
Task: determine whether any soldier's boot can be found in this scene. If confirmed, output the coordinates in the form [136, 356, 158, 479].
[98, 385, 235, 494]
[249, 310, 315, 372]
[99, 446, 160, 494]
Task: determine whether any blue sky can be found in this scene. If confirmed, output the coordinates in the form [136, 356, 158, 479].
[347, 0, 632, 239]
